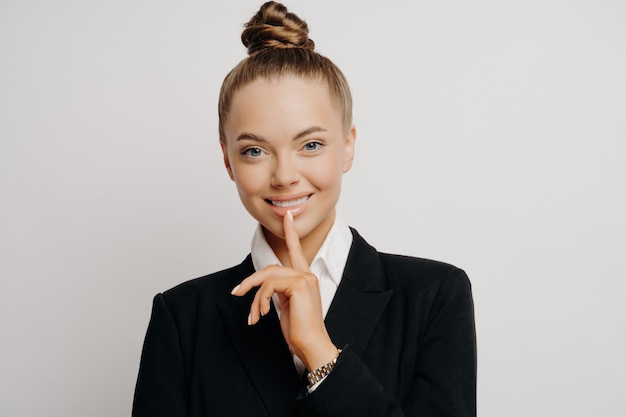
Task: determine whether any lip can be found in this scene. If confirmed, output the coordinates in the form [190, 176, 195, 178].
[265, 193, 312, 217]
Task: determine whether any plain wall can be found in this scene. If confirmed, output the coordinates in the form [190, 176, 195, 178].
[1, 0, 625, 416]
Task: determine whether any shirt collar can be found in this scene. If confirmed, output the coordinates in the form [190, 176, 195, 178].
[251, 215, 353, 287]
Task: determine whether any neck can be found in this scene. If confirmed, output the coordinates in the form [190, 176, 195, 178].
[264, 210, 336, 267]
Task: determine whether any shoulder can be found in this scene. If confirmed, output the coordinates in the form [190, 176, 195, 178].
[349, 228, 470, 291]
[372, 253, 473, 317]
[378, 252, 472, 303]
[158, 256, 254, 310]
[379, 252, 469, 285]
[371, 252, 474, 333]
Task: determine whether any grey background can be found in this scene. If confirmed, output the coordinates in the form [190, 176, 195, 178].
[1, 0, 625, 416]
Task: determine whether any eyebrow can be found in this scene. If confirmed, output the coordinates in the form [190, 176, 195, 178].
[236, 126, 327, 142]
[294, 126, 326, 140]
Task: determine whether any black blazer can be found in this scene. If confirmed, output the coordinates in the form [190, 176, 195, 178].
[133, 229, 476, 417]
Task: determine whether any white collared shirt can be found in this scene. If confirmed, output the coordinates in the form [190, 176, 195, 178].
[250, 215, 353, 375]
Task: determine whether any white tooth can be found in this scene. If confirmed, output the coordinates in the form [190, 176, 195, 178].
[272, 196, 308, 207]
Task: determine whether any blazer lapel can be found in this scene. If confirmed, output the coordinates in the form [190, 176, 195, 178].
[325, 229, 393, 357]
[217, 230, 392, 414]
[218, 257, 300, 417]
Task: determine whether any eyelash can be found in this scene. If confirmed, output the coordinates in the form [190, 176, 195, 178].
[241, 147, 264, 158]
[302, 141, 324, 152]
[240, 141, 325, 159]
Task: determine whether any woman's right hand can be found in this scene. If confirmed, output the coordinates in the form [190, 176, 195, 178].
[231, 210, 339, 371]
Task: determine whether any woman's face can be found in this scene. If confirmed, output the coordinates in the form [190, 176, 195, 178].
[221, 75, 355, 243]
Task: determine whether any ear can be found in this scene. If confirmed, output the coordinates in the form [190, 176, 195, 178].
[220, 141, 235, 181]
[342, 125, 357, 173]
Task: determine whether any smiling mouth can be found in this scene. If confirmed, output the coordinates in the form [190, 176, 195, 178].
[266, 195, 310, 207]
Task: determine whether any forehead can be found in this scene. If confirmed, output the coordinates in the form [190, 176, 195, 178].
[224, 76, 343, 140]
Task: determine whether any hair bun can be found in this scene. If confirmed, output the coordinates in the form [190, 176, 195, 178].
[242, 1, 315, 55]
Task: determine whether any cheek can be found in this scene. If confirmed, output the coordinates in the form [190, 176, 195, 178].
[308, 155, 344, 191]
[232, 164, 267, 197]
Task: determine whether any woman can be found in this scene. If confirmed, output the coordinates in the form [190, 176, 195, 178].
[133, 2, 476, 416]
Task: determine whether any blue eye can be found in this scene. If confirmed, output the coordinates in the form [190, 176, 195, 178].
[242, 147, 263, 158]
[304, 141, 322, 152]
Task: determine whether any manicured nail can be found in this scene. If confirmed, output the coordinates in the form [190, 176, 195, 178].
[247, 313, 252, 326]
[286, 210, 293, 222]
[230, 284, 240, 295]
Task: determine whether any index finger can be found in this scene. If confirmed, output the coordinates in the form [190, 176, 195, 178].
[283, 210, 309, 272]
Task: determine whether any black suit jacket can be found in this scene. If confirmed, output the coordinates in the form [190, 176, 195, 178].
[132, 229, 476, 417]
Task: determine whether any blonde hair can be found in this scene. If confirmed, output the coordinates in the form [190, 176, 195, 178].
[218, 1, 353, 142]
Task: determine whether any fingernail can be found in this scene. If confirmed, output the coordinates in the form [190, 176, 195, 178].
[286, 210, 293, 222]
[247, 313, 252, 326]
[230, 284, 240, 295]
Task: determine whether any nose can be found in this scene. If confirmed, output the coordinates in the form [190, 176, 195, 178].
[271, 153, 300, 188]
